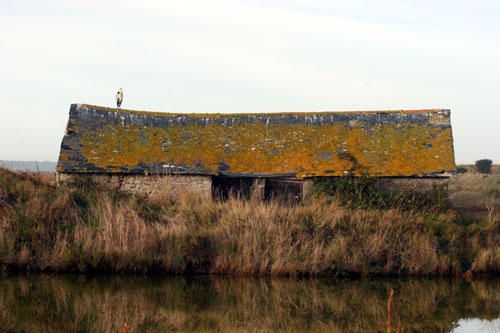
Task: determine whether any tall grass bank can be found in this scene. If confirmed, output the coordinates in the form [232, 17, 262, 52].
[0, 168, 498, 276]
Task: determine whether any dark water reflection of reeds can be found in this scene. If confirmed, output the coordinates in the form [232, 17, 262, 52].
[0, 275, 499, 332]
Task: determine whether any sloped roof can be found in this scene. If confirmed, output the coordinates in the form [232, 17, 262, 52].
[57, 104, 456, 178]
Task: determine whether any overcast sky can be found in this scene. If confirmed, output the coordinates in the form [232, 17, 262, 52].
[1, 0, 499, 163]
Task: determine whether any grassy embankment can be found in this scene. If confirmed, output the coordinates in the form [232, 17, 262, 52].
[0, 167, 498, 276]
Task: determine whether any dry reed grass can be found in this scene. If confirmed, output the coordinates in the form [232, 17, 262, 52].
[0, 167, 498, 276]
[449, 165, 499, 218]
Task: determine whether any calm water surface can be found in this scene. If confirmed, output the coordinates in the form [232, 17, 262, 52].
[0, 274, 498, 332]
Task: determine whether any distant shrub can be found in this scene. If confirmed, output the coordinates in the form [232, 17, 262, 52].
[475, 159, 492, 174]
[456, 166, 468, 174]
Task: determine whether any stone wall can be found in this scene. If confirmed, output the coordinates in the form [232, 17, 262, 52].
[57, 173, 212, 200]
[57, 173, 449, 202]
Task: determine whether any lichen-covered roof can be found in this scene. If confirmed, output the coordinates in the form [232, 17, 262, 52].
[57, 104, 456, 178]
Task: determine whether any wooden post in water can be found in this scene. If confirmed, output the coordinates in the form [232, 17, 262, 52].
[387, 288, 394, 333]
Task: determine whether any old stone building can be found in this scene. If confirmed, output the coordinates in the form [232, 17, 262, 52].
[57, 104, 456, 201]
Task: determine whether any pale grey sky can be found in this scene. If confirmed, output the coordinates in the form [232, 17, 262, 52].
[0, 0, 499, 163]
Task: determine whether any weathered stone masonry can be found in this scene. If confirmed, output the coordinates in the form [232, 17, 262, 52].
[57, 173, 212, 200]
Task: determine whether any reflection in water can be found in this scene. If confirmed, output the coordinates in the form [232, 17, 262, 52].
[452, 319, 500, 333]
[0, 275, 499, 332]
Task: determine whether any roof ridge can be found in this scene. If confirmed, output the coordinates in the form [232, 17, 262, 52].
[75, 104, 450, 118]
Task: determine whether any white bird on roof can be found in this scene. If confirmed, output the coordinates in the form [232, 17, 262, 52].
[116, 88, 123, 108]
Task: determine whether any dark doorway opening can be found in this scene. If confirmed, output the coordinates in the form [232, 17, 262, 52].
[264, 179, 302, 204]
[211, 176, 255, 200]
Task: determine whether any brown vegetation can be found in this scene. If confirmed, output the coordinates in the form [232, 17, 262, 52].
[449, 164, 500, 222]
[0, 168, 498, 275]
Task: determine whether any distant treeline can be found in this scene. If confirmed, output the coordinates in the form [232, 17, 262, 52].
[0, 160, 56, 172]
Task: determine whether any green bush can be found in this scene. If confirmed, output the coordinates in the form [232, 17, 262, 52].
[312, 177, 448, 211]
[475, 159, 492, 174]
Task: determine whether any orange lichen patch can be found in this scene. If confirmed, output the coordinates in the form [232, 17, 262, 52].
[71, 106, 455, 178]
[58, 151, 69, 161]
[58, 104, 456, 177]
